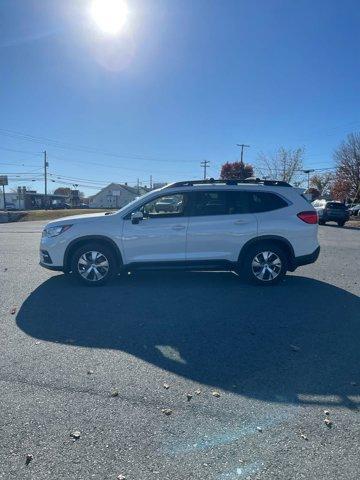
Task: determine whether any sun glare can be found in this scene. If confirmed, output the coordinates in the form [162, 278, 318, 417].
[90, 0, 129, 34]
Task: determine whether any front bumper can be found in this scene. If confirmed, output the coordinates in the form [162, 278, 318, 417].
[39, 261, 63, 272]
[293, 246, 320, 269]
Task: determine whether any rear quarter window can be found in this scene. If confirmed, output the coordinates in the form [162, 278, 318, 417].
[249, 192, 288, 213]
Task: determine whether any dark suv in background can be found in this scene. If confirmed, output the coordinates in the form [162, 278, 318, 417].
[312, 199, 350, 226]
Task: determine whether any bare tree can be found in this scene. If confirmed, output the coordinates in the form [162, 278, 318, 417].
[256, 147, 304, 183]
[333, 132, 360, 200]
[310, 172, 334, 197]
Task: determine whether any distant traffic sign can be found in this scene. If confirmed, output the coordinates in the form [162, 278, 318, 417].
[0, 175, 8, 186]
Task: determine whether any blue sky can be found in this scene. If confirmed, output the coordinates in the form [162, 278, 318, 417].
[0, 0, 359, 195]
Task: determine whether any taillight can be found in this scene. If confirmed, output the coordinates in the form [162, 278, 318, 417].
[297, 211, 318, 224]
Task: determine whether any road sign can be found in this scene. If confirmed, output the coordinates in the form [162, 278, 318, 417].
[0, 175, 8, 186]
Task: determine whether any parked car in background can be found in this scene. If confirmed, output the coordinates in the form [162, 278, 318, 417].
[50, 202, 71, 210]
[348, 203, 360, 216]
[154, 196, 182, 213]
[40, 178, 320, 286]
[78, 203, 90, 209]
[312, 199, 350, 226]
[5, 202, 17, 211]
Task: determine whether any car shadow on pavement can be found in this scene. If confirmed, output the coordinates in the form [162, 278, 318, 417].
[16, 272, 360, 408]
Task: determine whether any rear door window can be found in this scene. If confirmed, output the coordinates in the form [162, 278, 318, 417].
[190, 191, 229, 216]
[228, 191, 252, 214]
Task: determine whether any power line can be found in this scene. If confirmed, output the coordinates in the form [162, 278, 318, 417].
[0, 128, 197, 164]
[0, 146, 42, 156]
[0, 162, 42, 167]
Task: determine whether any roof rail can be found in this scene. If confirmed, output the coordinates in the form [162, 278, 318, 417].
[166, 178, 291, 188]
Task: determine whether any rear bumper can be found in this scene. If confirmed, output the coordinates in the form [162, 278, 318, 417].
[320, 212, 350, 221]
[292, 246, 320, 269]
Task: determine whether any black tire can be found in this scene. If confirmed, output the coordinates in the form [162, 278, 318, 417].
[338, 221, 345, 227]
[242, 242, 288, 286]
[318, 220, 325, 225]
[70, 242, 117, 286]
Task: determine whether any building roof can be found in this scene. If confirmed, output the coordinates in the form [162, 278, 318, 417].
[89, 183, 148, 200]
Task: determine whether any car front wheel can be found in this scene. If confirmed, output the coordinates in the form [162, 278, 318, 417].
[70, 243, 117, 286]
[243, 243, 287, 285]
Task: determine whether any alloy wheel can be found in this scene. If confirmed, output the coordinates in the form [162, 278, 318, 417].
[251, 250, 282, 282]
[77, 251, 110, 282]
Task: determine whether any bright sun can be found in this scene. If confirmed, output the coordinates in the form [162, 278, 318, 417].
[90, 0, 129, 34]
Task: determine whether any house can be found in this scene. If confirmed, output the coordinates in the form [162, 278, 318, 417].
[88, 183, 148, 209]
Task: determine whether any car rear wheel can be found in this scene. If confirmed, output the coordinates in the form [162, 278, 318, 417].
[242, 243, 288, 285]
[338, 221, 345, 227]
[70, 243, 117, 286]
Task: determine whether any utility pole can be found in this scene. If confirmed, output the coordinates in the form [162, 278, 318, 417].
[150, 175, 153, 190]
[302, 169, 315, 190]
[1, 184, 5, 211]
[236, 144, 250, 164]
[200, 160, 210, 179]
[44, 150, 48, 209]
[137, 178, 140, 195]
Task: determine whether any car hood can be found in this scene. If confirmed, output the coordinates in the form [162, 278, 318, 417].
[45, 212, 115, 227]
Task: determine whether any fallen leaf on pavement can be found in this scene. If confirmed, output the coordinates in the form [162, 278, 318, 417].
[87, 370, 94, 375]
[10, 307, 16, 315]
[324, 410, 330, 415]
[195, 389, 201, 395]
[212, 391, 221, 398]
[161, 408, 172, 416]
[117, 475, 126, 480]
[25, 454, 33, 465]
[256, 427, 263, 432]
[186, 394, 193, 401]
[70, 431, 81, 440]
[324, 418, 333, 427]
[163, 383, 170, 389]
[300, 433, 308, 441]
[110, 389, 119, 397]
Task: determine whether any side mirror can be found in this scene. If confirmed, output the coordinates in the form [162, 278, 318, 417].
[131, 211, 144, 224]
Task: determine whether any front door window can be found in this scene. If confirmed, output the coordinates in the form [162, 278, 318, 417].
[140, 194, 185, 217]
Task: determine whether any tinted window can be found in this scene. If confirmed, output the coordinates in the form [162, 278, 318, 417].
[190, 191, 228, 216]
[249, 192, 288, 213]
[228, 191, 251, 214]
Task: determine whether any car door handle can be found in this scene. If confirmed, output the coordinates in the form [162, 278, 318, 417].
[172, 225, 186, 230]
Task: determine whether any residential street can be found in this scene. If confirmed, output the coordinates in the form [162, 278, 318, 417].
[0, 221, 359, 480]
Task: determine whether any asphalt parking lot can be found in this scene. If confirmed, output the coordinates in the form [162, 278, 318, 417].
[0, 221, 359, 480]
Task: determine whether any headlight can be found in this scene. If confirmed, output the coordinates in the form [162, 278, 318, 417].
[42, 224, 72, 238]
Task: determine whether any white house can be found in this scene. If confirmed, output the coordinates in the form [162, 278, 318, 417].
[89, 183, 148, 209]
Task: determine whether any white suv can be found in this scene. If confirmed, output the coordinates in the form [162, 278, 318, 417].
[40, 178, 320, 286]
